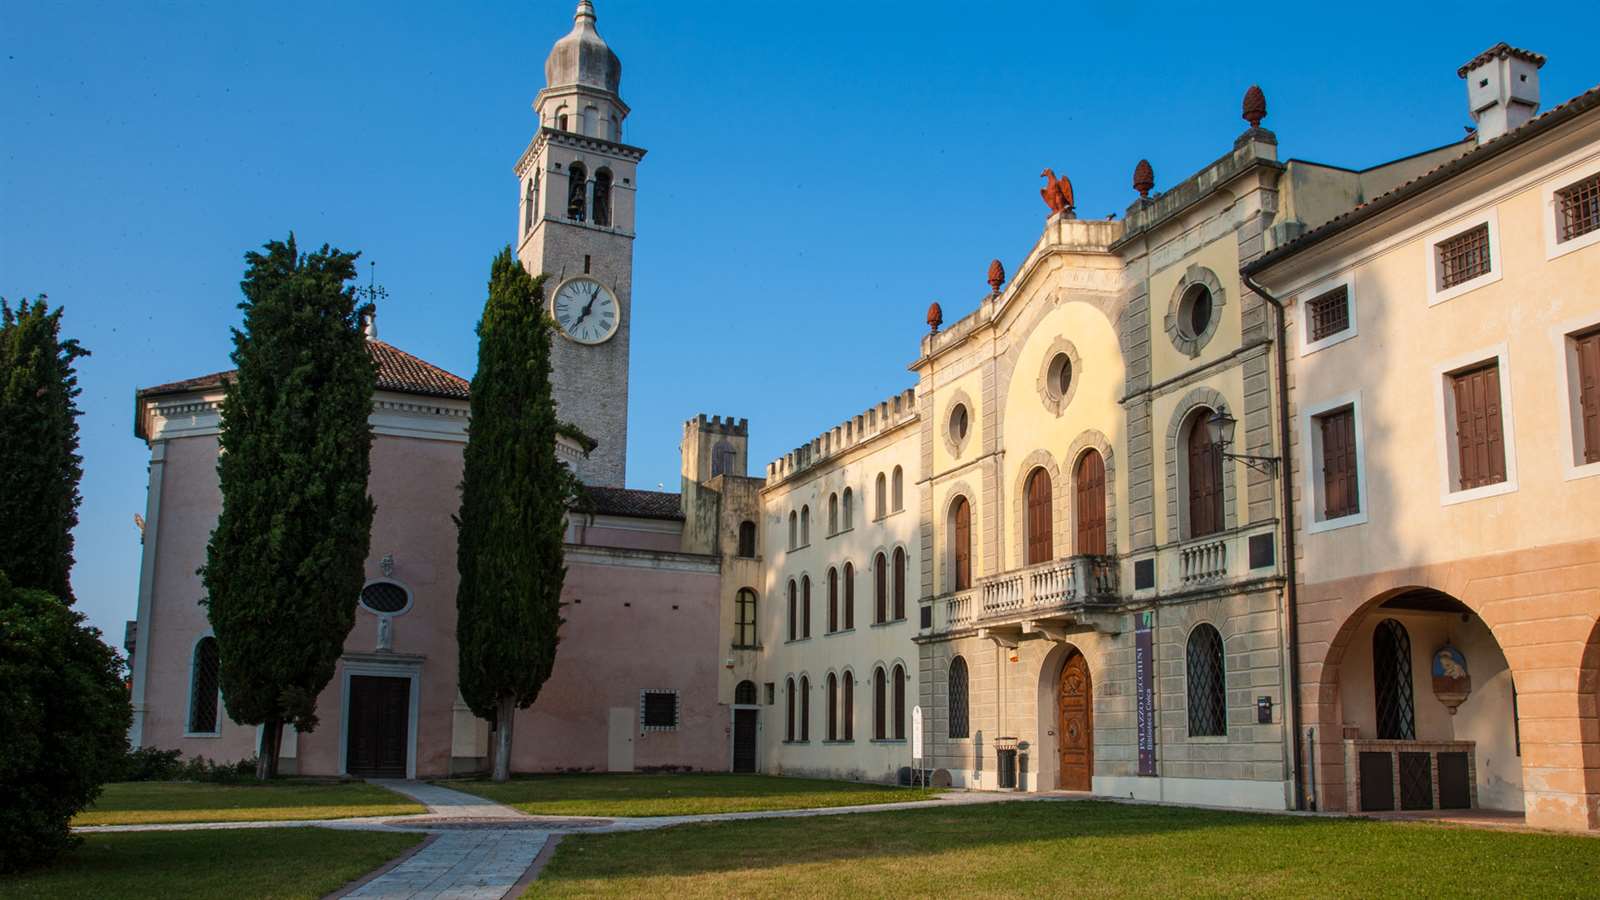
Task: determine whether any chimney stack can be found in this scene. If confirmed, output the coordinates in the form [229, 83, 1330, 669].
[1458, 43, 1545, 144]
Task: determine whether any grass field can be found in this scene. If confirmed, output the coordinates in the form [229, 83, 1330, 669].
[526, 800, 1600, 898]
[0, 827, 422, 900]
[72, 781, 425, 826]
[440, 773, 938, 817]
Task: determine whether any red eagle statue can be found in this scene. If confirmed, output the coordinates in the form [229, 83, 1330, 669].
[1040, 168, 1075, 216]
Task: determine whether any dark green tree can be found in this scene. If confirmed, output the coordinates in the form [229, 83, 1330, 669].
[200, 235, 376, 780]
[456, 249, 575, 782]
[0, 297, 88, 602]
[0, 573, 130, 872]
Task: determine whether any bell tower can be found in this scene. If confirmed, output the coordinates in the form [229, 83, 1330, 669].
[516, 0, 645, 487]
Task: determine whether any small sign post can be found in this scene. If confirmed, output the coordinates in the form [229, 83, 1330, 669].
[911, 705, 924, 787]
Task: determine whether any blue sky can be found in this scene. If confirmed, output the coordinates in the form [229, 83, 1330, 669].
[3, 0, 1595, 641]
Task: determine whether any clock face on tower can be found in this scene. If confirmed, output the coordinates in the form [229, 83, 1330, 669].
[550, 276, 620, 345]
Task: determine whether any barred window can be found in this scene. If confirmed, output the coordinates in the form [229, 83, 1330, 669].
[734, 680, 758, 705]
[1556, 172, 1600, 243]
[1436, 223, 1491, 290]
[360, 581, 410, 614]
[947, 656, 970, 739]
[1306, 285, 1350, 343]
[1186, 624, 1227, 737]
[188, 636, 220, 734]
[640, 690, 678, 730]
[1374, 619, 1416, 740]
[735, 589, 758, 648]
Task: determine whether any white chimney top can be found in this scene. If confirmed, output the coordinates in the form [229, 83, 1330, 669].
[1458, 43, 1546, 144]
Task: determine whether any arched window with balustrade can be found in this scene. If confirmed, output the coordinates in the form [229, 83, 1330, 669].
[1075, 449, 1107, 555]
[1025, 467, 1053, 565]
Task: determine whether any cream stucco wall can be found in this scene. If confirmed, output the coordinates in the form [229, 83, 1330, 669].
[759, 415, 922, 783]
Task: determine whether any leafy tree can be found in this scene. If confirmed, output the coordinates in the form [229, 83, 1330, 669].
[0, 297, 88, 602]
[0, 573, 130, 872]
[200, 234, 376, 780]
[456, 249, 576, 781]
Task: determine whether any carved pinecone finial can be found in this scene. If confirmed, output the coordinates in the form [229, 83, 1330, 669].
[1133, 159, 1154, 198]
[1242, 85, 1267, 128]
[987, 259, 1006, 292]
[926, 301, 944, 334]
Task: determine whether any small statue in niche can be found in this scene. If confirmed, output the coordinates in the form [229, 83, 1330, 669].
[1039, 168, 1075, 217]
[377, 615, 394, 652]
[1431, 643, 1471, 714]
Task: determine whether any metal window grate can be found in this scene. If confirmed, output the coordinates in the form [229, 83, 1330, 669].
[948, 657, 970, 739]
[640, 690, 679, 730]
[734, 680, 757, 705]
[1307, 285, 1350, 342]
[1437, 223, 1491, 289]
[1185, 625, 1227, 736]
[188, 637, 220, 733]
[1399, 751, 1433, 810]
[1373, 619, 1417, 740]
[360, 582, 409, 614]
[1557, 173, 1600, 242]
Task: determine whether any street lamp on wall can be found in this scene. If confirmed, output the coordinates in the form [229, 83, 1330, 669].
[1206, 409, 1280, 476]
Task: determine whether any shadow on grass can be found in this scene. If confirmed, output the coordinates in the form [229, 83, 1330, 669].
[528, 800, 1600, 897]
[438, 772, 936, 816]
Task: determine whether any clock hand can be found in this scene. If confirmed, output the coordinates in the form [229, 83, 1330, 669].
[571, 291, 599, 327]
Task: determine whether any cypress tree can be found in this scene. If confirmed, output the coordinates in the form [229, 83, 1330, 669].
[456, 248, 575, 782]
[200, 235, 376, 780]
[0, 297, 88, 602]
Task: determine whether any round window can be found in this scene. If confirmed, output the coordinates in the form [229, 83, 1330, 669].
[360, 581, 410, 615]
[1048, 352, 1073, 399]
[950, 404, 969, 444]
[1182, 285, 1214, 340]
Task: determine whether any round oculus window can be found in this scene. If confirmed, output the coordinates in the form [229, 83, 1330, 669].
[950, 404, 969, 444]
[1182, 285, 1214, 340]
[1048, 352, 1073, 399]
[360, 582, 410, 615]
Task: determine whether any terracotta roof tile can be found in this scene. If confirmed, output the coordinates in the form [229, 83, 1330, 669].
[137, 340, 470, 401]
[1457, 43, 1546, 78]
[580, 486, 684, 521]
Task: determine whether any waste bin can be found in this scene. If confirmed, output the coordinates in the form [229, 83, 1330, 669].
[997, 747, 1018, 789]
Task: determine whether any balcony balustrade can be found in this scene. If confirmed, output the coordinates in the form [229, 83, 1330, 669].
[933, 556, 1117, 632]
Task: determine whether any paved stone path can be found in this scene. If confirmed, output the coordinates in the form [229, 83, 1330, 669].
[344, 829, 549, 899]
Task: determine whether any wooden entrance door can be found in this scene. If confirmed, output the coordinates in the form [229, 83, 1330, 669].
[346, 675, 409, 777]
[732, 709, 758, 773]
[1057, 650, 1093, 791]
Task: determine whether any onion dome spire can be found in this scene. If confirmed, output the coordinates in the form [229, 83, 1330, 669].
[545, 1, 622, 94]
[1133, 159, 1154, 198]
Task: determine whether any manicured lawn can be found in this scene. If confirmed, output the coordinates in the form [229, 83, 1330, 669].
[0, 827, 422, 900]
[72, 781, 425, 825]
[527, 800, 1600, 898]
[439, 773, 938, 817]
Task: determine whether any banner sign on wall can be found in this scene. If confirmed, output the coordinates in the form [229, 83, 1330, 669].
[1135, 610, 1157, 776]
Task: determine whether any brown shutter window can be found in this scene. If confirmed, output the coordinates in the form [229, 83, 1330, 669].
[1187, 416, 1225, 537]
[1451, 362, 1507, 490]
[1074, 450, 1107, 555]
[1576, 328, 1600, 464]
[1025, 469, 1053, 565]
[1318, 407, 1359, 519]
[874, 553, 887, 623]
[952, 497, 972, 590]
[892, 548, 906, 620]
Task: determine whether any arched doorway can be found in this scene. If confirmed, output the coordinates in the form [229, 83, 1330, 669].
[732, 680, 759, 773]
[1057, 649, 1093, 791]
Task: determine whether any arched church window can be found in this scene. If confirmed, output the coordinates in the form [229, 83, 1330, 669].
[787, 579, 797, 642]
[555, 105, 569, 131]
[567, 161, 588, 222]
[842, 487, 853, 529]
[892, 664, 907, 740]
[788, 511, 797, 550]
[843, 561, 855, 629]
[593, 168, 613, 227]
[892, 547, 906, 620]
[800, 505, 810, 545]
[892, 466, 904, 512]
[828, 493, 838, 535]
[875, 473, 887, 519]
[187, 636, 220, 734]
[1374, 618, 1417, 740]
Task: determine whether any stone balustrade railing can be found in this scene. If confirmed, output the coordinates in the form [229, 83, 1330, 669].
[929, 556, 1119, 632]
[1180, 538, 1228, 584]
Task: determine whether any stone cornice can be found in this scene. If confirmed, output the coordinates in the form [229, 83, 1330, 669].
[515, 127, 648, 177]
[564, 544, 720, 574]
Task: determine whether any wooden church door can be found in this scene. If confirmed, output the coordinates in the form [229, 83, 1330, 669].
[1057, 650, 1093, 791]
